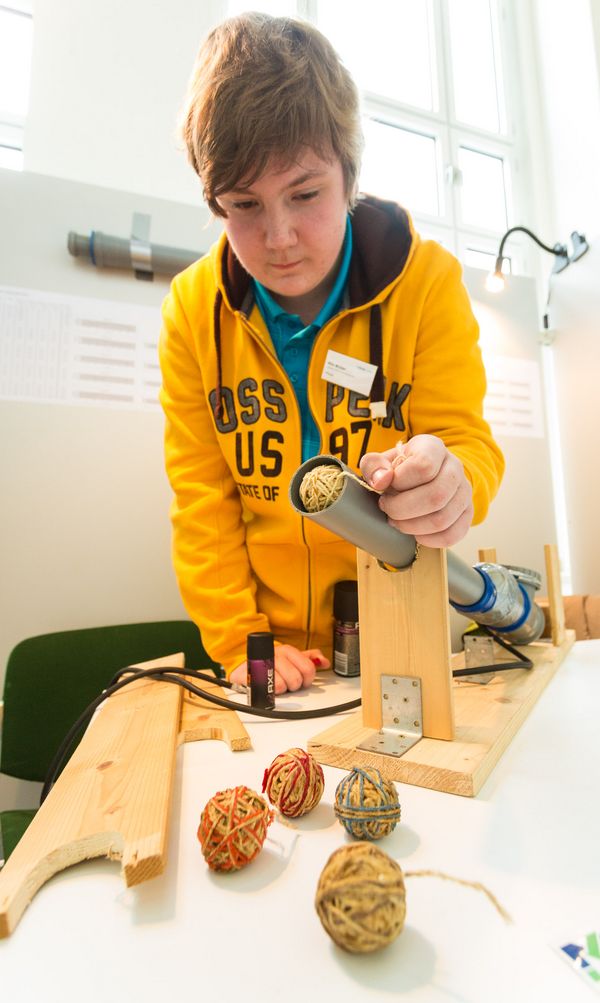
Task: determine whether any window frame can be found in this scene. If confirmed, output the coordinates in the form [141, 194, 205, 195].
[306, 0, 529, 273]
[360, 101, 449, 226]
[0, 1, 34, 170]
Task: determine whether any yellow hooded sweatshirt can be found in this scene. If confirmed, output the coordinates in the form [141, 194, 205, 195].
[159, 196, 504, 675]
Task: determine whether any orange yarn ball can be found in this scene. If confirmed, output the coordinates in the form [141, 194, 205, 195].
[197, 785, 274, 871]
[262, 747, 325, 817]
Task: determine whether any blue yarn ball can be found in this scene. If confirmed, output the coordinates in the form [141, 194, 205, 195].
[334, 767, 401, 840]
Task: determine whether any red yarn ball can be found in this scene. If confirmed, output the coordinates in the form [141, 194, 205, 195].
[197, 785, 273, 871]
[262, 747, 325, 817]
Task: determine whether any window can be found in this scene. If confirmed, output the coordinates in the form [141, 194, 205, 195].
[361, 118, 441, 217]
[317, 0, 438, 111]
[227, 0, 529, 270]
[0, 2, 34, 171]
[318, 0, 522, 265]
[228, 0, 297, 14]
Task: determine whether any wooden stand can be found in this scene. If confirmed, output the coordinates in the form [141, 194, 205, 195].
[309, 543, 574, 797]
[357, 547, 454, 739]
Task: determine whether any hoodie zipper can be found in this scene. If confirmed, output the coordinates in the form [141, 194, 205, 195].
[300, 516, 312, 649]
[237, 311, 314, 647]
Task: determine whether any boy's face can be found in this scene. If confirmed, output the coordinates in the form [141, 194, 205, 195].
[216, 151, 348, 318]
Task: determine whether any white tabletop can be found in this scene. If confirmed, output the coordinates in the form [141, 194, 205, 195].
[2, 641, 600, 1003]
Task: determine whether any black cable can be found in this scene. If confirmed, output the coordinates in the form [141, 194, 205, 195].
[41, 626, 535, 804]
[106, 666, 362, 720]
[40, 666, 361, 804]
[452, 625, 533, 678]
[107, 665, 229, 691]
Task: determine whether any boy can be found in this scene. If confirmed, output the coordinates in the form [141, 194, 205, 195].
[159, 13, 504, 694]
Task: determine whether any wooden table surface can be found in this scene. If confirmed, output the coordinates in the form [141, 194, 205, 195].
[1, 641, 599, 1003]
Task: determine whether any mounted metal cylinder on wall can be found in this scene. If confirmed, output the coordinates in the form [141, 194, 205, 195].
[67, 231, 200, 280]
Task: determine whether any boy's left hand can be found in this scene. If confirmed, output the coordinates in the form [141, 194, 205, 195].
[360, 434, 473, 547]
[230, 645, 329, 695]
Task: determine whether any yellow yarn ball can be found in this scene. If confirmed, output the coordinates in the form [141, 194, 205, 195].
[299, 465, 345, 512]
[315, 842, 406, 953]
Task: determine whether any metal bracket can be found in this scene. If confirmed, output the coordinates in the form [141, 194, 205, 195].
[357, 675, 423, 758]
[130, 212, 153, 281]
[463, 635, 495, 684]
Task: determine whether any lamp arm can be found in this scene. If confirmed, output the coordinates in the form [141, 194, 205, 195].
[497, 225, 567, 261]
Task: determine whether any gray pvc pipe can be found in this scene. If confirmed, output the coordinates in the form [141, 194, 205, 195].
[289, 454, 418, 571]
[289, 455, 486, 605]
[67, 231, 199, 279]
[289, 455, 546, 644]
[446, 551, 486, 605]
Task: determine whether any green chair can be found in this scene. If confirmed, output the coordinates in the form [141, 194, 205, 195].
[0, 620, 219, 865]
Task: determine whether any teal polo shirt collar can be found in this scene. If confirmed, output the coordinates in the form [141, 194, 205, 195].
[253, 216, 353, 334]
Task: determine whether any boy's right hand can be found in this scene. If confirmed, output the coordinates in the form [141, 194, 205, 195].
[230, 644, 329, 694]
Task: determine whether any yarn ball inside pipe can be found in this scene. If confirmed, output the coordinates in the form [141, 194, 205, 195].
[315, 842, 406, 953]
[197, 785, 274, 871]
[299, 465, 345, 512]
[334, 766, 401, 840]
[262, 747, 325, 817]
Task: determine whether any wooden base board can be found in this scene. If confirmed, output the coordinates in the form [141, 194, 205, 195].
[308, 630, 576, 797]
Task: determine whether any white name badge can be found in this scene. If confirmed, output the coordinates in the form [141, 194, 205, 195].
[321, 349, 377, 397]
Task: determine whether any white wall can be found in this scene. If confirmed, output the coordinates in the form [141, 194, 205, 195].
[458, 267, 558, 574]
[450, 267, 558, 647]
[530, 0, 600, 242]
[0, 167, 216, 688]
[25, 0, 224, 204]
[3, 0, 600, 693]
[547, 245, 600, 594]
[527, 0, 600, 593]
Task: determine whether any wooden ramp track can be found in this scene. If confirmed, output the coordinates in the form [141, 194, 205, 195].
[309, 630, 575, 797]
[0, 654, 250, 939]
[179, 678, 251, 750]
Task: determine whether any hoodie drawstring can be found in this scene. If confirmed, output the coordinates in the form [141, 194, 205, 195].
[212, 289, 223, 421]
[368, 304, 387, 419]
[212, 293, 385, 425]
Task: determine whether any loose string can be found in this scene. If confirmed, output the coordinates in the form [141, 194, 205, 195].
[405, 869, 512, 923]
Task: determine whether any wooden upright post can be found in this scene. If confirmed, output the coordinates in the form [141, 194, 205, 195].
[544, 543, 566, 646]
[357, 547, 454, 740]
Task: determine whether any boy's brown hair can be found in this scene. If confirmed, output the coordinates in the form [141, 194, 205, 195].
[180, 13, 363, 216]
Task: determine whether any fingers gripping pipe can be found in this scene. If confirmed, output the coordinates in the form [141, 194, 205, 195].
[289, 455, 545, 645]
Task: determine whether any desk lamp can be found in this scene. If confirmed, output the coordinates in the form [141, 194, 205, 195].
[486, 225, 589, 293]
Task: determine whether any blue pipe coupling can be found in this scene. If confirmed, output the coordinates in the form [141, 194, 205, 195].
[451, 562, 546, 644]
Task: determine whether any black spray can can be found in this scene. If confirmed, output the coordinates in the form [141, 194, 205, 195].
[333, 580, 360, 677]
[247, 631, 275, 709]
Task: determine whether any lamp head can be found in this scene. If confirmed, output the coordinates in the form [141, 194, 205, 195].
[485, 256, 505, 293]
